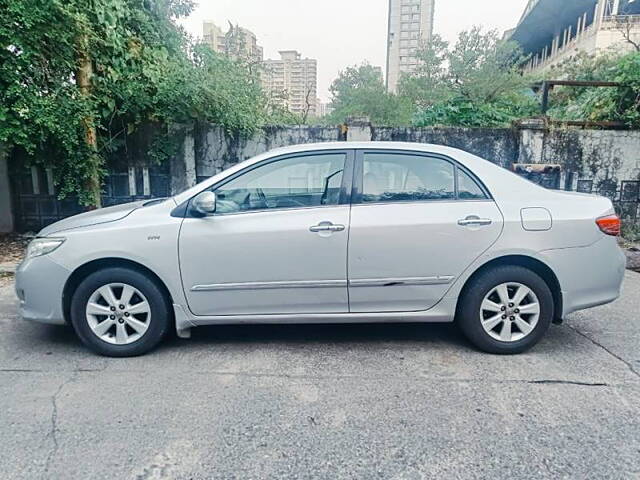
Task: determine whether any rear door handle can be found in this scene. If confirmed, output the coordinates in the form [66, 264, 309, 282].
[310, 221, 345, 233]
[458, 215, 492, 227]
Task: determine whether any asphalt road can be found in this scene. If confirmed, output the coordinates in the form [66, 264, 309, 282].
[1, 272, 639, 480]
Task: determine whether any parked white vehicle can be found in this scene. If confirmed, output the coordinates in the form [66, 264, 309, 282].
[15, 142, 626, 356]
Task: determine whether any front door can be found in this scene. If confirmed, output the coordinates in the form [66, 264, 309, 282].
[348, 150, 504, 313]
[179, 150, 354, 316]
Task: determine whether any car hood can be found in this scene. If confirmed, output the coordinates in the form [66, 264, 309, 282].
[38, 200, 147, 236]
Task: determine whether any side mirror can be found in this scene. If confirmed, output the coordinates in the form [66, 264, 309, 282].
[192, 191, 217, 216]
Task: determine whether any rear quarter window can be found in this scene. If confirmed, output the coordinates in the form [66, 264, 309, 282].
[458, 169, 488, 200]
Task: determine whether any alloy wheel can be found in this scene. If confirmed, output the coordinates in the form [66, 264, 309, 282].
[85, 283, 151, 345]
[479, 282, 540, 342]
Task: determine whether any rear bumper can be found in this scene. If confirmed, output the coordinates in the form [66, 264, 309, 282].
[540, 237, 626, 318]
[15, 256, 70, 325]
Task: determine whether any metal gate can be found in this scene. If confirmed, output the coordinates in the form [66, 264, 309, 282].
[9, 163, 171, 233]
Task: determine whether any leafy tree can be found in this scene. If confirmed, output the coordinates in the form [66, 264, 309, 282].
[398, 34, 449, 108]
[327, 63, 412, 126]
[0, 0, 265, 206]
[446, 27, 531, 104]
[402, 27, 538, 127]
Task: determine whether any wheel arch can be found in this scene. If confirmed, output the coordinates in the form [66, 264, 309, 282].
[456, 255, 563, 323]
[62, 258, 175, 324]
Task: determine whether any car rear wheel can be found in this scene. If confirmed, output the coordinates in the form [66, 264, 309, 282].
[457, 265, 553, 354]
[70, 267, 171, 357]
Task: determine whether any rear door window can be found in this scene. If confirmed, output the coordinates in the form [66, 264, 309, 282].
[361, 153, 455, 203]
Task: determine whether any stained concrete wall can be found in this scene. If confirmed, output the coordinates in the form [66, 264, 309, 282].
[171, 121, 640, 195]
[540, 128, 640, 188]
[194, 125, 343, 180]
[181, 123, 519, 192]
[372, 126, 519, 168]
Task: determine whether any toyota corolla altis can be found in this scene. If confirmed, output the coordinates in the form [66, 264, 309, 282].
[15, 142, 626, 356]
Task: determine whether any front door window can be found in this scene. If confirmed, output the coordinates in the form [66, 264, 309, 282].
[212, 153, 346, 214]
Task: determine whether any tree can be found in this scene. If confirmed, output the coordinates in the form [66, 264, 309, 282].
[401, 27, 538, 127]
[446, 27, 531, 103]
[614, 3, 640, 52]
[0, 0, 265, 206]
[327, 63, 412, 125]
[398, 34, 449, 108]
[300, 83, 315, 124]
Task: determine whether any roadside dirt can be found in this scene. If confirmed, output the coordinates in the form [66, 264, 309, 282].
[625, 246, 640, 272]
[0, 234, 29, 265]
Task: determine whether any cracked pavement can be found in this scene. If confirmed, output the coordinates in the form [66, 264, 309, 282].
[1, 272, 639, 479]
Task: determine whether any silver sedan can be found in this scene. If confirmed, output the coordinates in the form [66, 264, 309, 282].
[15, 142, 626, 356]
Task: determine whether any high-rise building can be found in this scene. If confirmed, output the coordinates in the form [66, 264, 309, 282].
[225, 24, 264, 63]
[202, 21, 264, 63]
[202, 21, 226, 55]
[386, 0, 436, 92]
[508, 0, 640, 73]
[262, 51, 318, 118]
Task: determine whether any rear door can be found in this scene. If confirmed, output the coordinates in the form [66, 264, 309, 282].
[347, 149, 503, 313]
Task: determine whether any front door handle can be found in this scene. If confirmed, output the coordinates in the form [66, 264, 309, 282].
[458, 215, 492, 227]
[310, 221, 345, 233]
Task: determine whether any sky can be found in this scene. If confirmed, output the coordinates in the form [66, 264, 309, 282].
[180, 0, 530, 102]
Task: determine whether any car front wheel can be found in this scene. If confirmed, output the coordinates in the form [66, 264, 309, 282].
[70, 267, 171, 357]
[457, 265, 554, 354]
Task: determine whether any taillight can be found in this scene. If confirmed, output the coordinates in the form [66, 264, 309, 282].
[596, 214, 621, 236]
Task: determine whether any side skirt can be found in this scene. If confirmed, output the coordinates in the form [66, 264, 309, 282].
[173, 297, 458, 335]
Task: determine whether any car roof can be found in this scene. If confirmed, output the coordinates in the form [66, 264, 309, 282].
[261, 141, 464, 157]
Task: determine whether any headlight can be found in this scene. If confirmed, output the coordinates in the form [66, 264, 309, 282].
[25, 238, 65, 260]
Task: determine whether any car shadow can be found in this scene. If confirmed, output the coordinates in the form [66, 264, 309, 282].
[23, 323, 79, 349]
[18, 321, 471, 356]
[163, 322, 471, 351]
[23, 321, 576, 357]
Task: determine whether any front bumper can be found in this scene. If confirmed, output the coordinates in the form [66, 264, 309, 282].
[15, 255, 70, 325]
[540, 236, 626, 318]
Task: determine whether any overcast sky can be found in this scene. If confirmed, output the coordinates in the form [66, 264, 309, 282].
[180, 0, 530, 102]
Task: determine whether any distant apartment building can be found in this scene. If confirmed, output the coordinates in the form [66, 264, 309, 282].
[509, 0, 640, 72]
[386, 0, 436, 92]
[202, 21, 226, 54]
[262, 51, 318, 117]
[202, 21, 264, 63]
[317, 100, 334, 118]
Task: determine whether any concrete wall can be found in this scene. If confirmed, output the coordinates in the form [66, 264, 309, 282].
[0, 144, 13, 233]
[168, 121, 640, 195]
[372, 126, 519, 168]
[541, 128, 640, 188]
[193, 125, 342, 179]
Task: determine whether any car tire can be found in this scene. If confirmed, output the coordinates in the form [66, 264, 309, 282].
[456, 265, 554, 354]
[70, 267, 171, 357]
